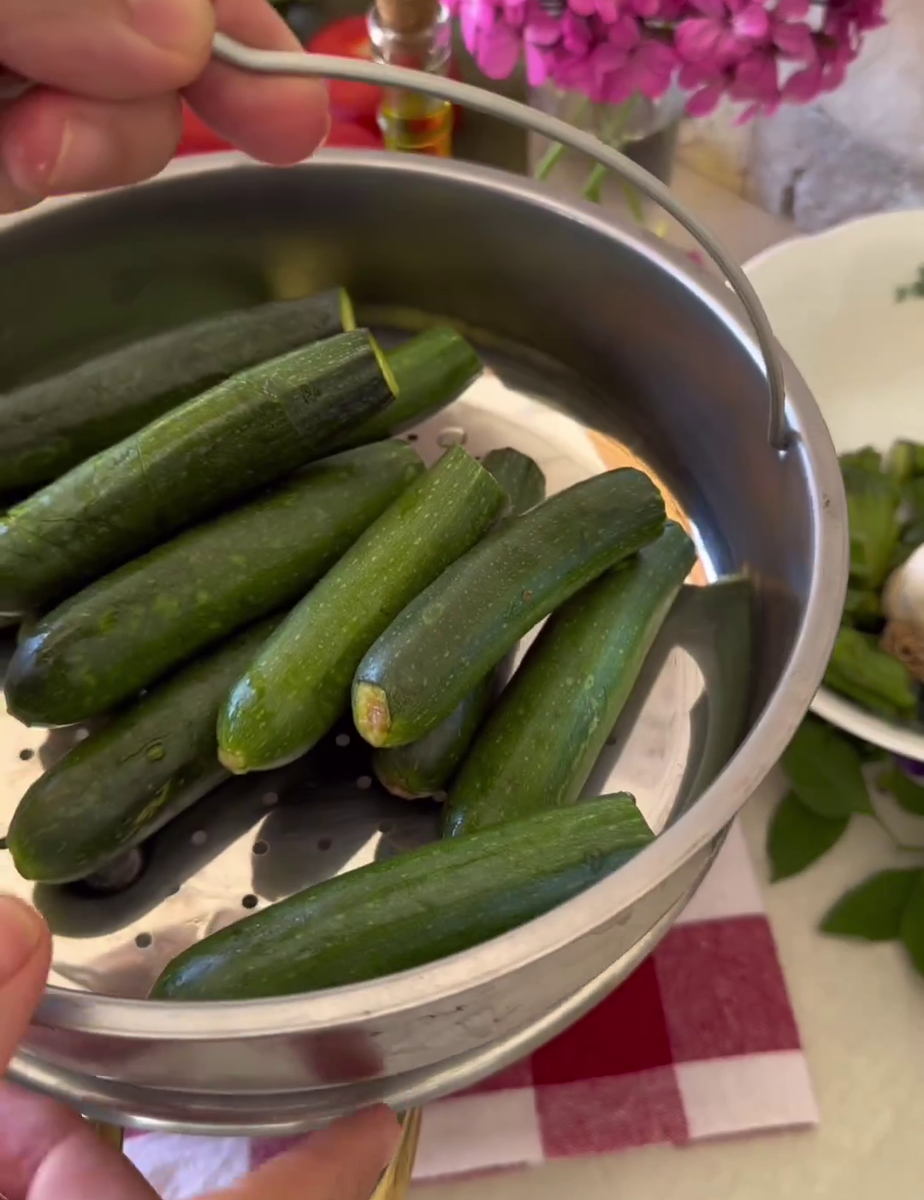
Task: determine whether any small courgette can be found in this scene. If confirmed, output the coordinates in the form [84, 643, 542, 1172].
[0, 329, 396, 614]
[373, 447, 546, 799]
[8, 616, 283, 885]
[5, 441, 423, 726]
[0, 289, 354, 493]
[444, 522, 696, 837]
[332, 326, 482, 450]
[218, 446, 507, 773]
[353, 467, 666, 748]
[150, 791, 652, 1000]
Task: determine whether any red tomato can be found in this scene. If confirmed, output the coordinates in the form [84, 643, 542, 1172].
[324, 122, 384, 149]
[308, 17, 382, 134]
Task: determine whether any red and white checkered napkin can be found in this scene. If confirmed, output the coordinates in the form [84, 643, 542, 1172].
[125, 822, 818, 1198]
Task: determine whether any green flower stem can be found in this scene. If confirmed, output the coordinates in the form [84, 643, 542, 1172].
[582, 162, 607, 203]
[533, 97, 590, 181]
[534, 139, 568, 182]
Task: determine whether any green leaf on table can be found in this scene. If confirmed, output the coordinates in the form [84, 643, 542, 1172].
[767, 791, 850, 882]
[880, 765, 924, 817]
[824, 627, 919, 720]
[900, 873, 924, 979]
[820, 869, 922, 941]
[781, 715, 873, 818]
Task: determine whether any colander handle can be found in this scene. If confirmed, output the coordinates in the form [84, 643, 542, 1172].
[211, 33, 791, 452]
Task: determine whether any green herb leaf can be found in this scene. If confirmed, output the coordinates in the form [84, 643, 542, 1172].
[767, 791, 850, 882]
[820, 869, 921, 941]
[904, 477, 924, 528]
[842, 463, 901, 589]
[851, 735, 888, 765]
[880, 765, 924, 816]
[843, 587, 882, 631]
[900, 873, 924, 978]
[840, 446, 882, 475]
[824, 627, 919, 719]
[889, 439, 924, 485]
[781, 715, 873, 818]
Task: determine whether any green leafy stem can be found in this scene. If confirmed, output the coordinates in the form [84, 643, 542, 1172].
[768, 714, 924, 977]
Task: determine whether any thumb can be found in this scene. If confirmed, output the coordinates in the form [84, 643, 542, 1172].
[0, 895, 51, 1071]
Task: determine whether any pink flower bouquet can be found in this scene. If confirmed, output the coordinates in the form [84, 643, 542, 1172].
[449, 0, 886, 122]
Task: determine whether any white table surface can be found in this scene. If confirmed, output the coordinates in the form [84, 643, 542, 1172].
[415, 170, 924, 1200]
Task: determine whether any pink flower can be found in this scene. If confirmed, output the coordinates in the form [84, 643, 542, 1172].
[453, 0, 887, 126]
[459, 0, 523, 79]
[675, 1, 770, 71]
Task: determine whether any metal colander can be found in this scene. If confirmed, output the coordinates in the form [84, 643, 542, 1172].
[0, 42, 846, 1154]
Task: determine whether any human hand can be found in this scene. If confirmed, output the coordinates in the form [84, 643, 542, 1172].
[0, 0, 330, 213]
[0, 894, 401, 1200]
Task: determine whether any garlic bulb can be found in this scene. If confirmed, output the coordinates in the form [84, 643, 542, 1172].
[883, 543, 924, 630]
[881, 542, 924, 683]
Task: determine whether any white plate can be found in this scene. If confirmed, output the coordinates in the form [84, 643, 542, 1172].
[746, 209, 924, 760]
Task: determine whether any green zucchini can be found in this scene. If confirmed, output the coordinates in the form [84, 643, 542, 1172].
[150, 791, 652, 1000]
[481, 447, 547, 516]
[0, 329, 396, 615]
[8, 616, 283, 885]
[444, 522, 696, 837]
[332, 327, 482, 450]
[5, 442, 423, 727]
[218, 446, 507, 773]
[353, 467, 666, 748]
[373, 447, 546, 799]
[0, 290, 354, 494]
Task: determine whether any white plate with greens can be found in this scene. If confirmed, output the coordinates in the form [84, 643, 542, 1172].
[747, 210, 924, 761]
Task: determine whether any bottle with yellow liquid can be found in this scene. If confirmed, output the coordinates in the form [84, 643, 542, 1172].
[367, 0, 454, 157]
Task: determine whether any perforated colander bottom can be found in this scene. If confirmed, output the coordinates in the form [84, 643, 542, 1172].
[0, 344, 746, 1006]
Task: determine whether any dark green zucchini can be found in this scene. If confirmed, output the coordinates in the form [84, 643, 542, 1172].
[5, 442, 423, 727]
[353, 467, 666, 748]
[8, 616, 283, 885]
[150, 791, 652, 1000]
[218, 446, 507, 773]
[373, 447, 546, 799]
[481, 447, 547, 516]
[445, 522, 696, 837]
[333, 326, 482, 449]
[0, 289, 354, 493]
[0, 329, 396, 615]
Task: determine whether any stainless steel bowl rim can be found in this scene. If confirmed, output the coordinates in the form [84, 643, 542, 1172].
[9, 150, 847, 1040]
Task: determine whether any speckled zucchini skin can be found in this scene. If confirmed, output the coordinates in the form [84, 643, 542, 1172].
[218, 446, 507, 773]
[8, 616, 283, 885]
[150, 793, 652, 1001]
[5, 442, 423, 726]
[444, 522, 696, 837]
[0, 328, 395, 613]
[373, 447, 546, 799]
[0, 289, 353, 492]
[353, 468, 666, 749]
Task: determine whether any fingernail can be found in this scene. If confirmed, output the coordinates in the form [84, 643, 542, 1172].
[0, 895, 43, 981]
[128, 0, 212, 55]
[46, 117, 116, 193]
